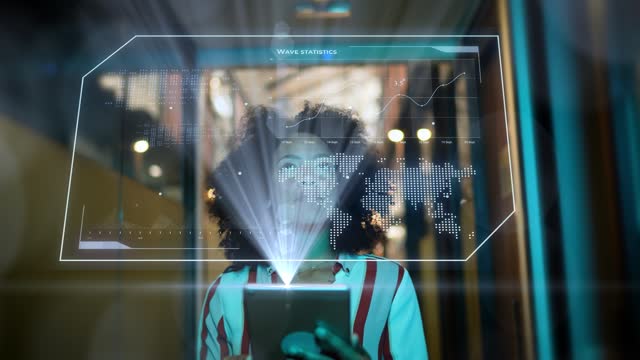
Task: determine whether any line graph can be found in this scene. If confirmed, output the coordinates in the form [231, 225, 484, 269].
[285, 72, 467, 128]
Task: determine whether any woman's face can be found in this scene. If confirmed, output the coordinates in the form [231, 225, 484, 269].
[273, 133, 337, 230]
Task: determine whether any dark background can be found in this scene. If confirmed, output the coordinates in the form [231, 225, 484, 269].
[1, 1, 639, 359]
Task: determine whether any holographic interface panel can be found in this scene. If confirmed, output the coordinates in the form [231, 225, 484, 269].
[60, 35, 514, 264]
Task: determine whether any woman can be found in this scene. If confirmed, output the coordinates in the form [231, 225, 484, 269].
[198, 103, 428, 359]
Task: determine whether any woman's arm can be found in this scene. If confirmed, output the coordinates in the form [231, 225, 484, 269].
[197, 277, 234, 360]
[386, 270, 428, 359]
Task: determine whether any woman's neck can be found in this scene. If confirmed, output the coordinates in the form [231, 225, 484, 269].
[291, 229, 337, 284]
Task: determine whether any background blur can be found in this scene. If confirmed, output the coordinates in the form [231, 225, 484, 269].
[1, 0, 639, 359]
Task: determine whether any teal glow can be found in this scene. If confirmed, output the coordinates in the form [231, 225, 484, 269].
[509, 0, 555, 359]
[541, 2, 599, 359]
[610, 65, 640, 242]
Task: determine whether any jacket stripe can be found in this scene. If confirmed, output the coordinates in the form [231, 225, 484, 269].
[353, 260, 377, 344]
[217, 316, 229, 358]
[200, 277, 222, 360]
[240, 266, 258, 354]
[378, 323, 391, 359]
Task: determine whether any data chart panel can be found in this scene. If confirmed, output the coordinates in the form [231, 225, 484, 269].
[60, 35, 514, 262]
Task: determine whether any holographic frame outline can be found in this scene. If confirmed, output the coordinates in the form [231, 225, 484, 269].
[59, 35, 515, 262]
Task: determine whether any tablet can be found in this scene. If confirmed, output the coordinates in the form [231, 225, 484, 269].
[244, 284, 350, 360]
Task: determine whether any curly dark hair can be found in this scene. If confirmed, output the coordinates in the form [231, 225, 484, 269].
[206, 102, 385, 265]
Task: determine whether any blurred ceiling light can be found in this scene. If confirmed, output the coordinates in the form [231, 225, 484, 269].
[213, 95, 233, 118]
[387, 225, 407, 242]
[98, 75, 124, 101]
[296, 0, 351, 19]
[387, 129, 404, 143]
[148, 164, 163, 178]
[417, 128, 432, 141]
[206, 188, 216, 201]
[132, 139, 149, 153]
[209, 76, 222, 90]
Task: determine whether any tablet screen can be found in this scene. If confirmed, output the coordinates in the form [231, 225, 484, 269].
[244, 284, 350, 359]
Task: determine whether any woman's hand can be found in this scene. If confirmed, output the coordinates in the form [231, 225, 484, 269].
[284, 325, 371, 360]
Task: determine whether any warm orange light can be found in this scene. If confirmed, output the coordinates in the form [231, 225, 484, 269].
[133, 139, 149, 153]
[417, 128, 432, 141]
[387, 129, 404, 143]
[206, 188, 216, 201]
